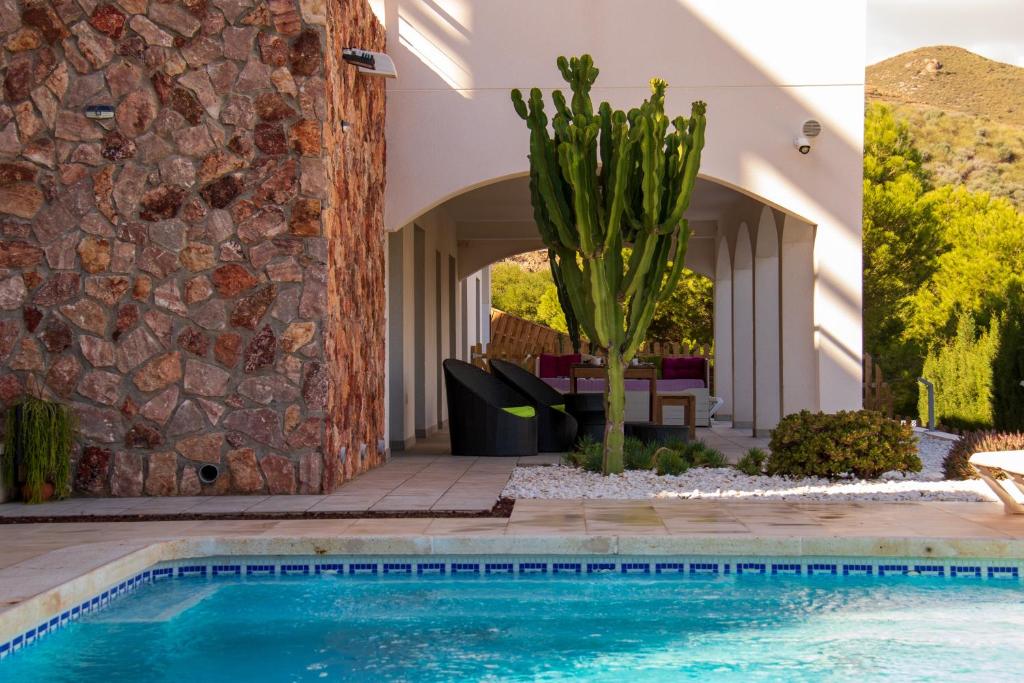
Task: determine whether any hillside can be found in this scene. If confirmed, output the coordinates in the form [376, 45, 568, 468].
[867, 46, 1024, 127]
[867, 47, 1024, 210]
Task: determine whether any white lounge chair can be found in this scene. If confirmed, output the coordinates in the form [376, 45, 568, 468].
[968, 450, 1024, 514]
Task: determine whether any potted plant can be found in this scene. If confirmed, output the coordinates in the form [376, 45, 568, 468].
[2, 397, 76, 503]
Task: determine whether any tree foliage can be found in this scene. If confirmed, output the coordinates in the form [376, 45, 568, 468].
[863, 103, 1024, 422]
[862, 104, 944, 411]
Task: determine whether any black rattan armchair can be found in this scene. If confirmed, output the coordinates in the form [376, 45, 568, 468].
[442, 359, 538, 456]
[489, 359, 579, 452]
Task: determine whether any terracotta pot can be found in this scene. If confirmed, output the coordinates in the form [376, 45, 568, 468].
[20, 481, 55, 502]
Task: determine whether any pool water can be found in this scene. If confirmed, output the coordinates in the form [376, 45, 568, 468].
[4, 574, 1023, 681]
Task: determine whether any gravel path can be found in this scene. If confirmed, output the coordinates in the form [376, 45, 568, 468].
[502, 434, 997, 503]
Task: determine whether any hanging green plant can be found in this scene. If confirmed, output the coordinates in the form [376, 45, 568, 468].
[2, 397, 76, 503]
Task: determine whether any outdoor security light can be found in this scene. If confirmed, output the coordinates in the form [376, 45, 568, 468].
[794, 119, 822, 154]
[342, 48, 398, 78]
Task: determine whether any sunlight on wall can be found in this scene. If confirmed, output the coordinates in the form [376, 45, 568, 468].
[398, 13, 473, 92]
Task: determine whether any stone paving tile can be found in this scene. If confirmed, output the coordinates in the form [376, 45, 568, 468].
[244, 496, 325, 514]
[346, 518, 433, 534]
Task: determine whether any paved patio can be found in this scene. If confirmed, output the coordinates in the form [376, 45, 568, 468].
[0, 425, 759, 520]
[2, 499, 1023, 571]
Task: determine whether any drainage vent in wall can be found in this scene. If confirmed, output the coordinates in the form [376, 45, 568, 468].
[198, 464, 220, 484]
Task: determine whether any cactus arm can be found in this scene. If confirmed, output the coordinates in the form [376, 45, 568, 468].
[659, 103, 707, 232]
[657, 221, 692, 304]
[603, 114, 632, 253]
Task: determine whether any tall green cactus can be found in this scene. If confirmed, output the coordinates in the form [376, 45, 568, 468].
[512, 55, 707, 474]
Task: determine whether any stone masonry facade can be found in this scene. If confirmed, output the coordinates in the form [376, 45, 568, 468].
[0, 0, 386, 495]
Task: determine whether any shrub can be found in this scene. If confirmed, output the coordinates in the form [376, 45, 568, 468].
[654, 448, 688, 476]
[565, 435, 603, 473]
[623, 437, 658, 471]
[685, 441, 727, 468]
[920, 314, 999, 430]
[736, 448, 768, 476]
[993, 283, 1024, 431]
[943, 430, 1024, 480]
[766, 410, 921, 479]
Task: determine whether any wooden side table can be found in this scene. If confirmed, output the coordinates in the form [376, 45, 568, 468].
[569, 364, 658, 421]
[653, 394, 696, 440]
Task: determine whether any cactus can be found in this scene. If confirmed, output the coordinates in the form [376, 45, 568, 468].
[512, 55, 708, 474]
[547, 248, 581, 353]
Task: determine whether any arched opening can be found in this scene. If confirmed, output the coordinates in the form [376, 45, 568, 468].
[385, 173, 821, 449]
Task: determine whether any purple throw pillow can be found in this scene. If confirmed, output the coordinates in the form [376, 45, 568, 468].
[557, 354, 581, 377]
[538, 354, 560, 378]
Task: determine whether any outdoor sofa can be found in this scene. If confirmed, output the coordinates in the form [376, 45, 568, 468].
[536, 353, 712, 426]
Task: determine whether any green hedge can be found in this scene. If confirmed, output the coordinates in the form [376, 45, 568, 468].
[767, 410, 921, 479]
[919, 314, 998, 430]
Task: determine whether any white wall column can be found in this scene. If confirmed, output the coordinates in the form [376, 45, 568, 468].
[388, 227, 417, 451]
[814, 217, 863, 412]
[753, 208, 781, 436]
[781, 215, 818, 414]
[732, 223, 754, 429]
[713, 235, 733, 421]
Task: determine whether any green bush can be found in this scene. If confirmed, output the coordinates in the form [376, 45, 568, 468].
[767, 410, 921, 479]
[736, 448, 768, 476]
[943, 430, 1024, 480]
[993, 283, 1024, 431]
[920, 314, 999, 430]
[654, 448, 688, 476]
[623, 436, 658, 470]
[564, 435, 603, 473]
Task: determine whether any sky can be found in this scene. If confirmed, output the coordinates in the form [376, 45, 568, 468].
[867, 0, 1024, 66]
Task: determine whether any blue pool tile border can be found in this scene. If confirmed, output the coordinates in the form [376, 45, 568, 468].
[4, 554, 1024, 663]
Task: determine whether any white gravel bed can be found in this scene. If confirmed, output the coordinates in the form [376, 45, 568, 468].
[502, 434, 997, 503]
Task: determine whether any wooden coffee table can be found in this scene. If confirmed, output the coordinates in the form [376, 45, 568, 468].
[653, 394, 696, 440]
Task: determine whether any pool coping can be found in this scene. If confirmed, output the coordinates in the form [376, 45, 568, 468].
[4, 531, 1024, 652]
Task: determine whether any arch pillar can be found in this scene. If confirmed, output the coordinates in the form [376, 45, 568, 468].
[754, 207, 781, 436]
[732, 223, 754, 429]
[713, 235, 733, 420]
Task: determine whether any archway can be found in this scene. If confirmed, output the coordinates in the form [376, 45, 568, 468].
[385, 173, 827, 447]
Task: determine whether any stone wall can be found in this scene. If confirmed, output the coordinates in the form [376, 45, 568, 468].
[321, 0, 385, 489]
[0, 0, 387, 496]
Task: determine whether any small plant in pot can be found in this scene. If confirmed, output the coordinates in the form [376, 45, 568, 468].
[2, 397, 76, 503]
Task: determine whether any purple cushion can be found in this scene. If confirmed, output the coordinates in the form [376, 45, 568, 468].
[538, 354, 560, 378]
[538, 354, 580, 378]
[662, 356, 706, 381]
[557, 354, 581, 378]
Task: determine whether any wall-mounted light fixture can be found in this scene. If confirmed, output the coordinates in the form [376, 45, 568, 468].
[342, 48, 398, 78]
[85, 105, 114, 119]
[793, 119, 822, 155]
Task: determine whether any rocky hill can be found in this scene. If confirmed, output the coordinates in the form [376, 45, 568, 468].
[867, 47, 1024, 209]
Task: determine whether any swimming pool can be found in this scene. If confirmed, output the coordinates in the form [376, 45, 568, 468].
[2, 555, 1023, 681]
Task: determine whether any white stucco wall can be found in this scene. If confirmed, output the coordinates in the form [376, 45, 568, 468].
[377, 0, 866, 431]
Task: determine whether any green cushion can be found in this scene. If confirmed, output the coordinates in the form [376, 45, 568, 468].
[502, 405, 536, 419]
[551, 403, 566, 413]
